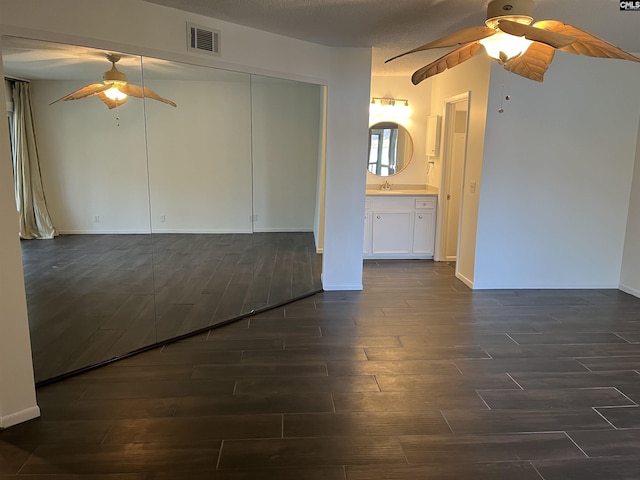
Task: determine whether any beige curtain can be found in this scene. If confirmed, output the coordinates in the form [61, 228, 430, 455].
[12, 81, 56, 239]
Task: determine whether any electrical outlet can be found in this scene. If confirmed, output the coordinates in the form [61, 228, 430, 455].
[94, 215, 100, 223]
[160, 215, 166, 222]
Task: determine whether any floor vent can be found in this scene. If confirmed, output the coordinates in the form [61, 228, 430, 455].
[187, 23, 220, 55]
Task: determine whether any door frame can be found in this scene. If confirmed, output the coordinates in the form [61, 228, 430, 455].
[434, 92, 470, 271]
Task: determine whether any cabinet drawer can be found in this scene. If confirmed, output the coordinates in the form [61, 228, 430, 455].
[415, 198, 436, 209]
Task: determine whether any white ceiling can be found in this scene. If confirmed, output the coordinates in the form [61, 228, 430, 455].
[1, 37, 243, 82]
[142, 0, 640, 75]
[2, 0, 639, 81]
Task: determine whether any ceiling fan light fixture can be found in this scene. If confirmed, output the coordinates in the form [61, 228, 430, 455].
[387, 0, 640, 84]
[104, 84, 127, 102]
[479, 31, 533, 62]
[50, 52, 177, 109]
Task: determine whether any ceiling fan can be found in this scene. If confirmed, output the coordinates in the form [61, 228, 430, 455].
[50, 53, 177, 109]
[387, 0, 640, 84]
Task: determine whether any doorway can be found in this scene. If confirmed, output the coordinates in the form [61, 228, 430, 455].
[437, 93, 470, 265]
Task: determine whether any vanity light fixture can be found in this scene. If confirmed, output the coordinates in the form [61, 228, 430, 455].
[371, 97, 409, 108]
[370, 97, 410, 122]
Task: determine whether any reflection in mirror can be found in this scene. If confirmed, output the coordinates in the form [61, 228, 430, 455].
[249, 75, 323, 306]
[143, 61, 254, 341]
[2, 36, 154, 382]
[144, 67, 324, 341]
[368, 122, 413, 176]
[3, 36, 324, 384]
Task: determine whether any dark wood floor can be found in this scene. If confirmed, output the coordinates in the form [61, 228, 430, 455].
[20, 232, 322, 383]
[3, 260, 640, 478]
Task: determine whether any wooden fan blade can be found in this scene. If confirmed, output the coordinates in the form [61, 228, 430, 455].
[534, 20, 640, 62]
[120, 84, 177, 107]
[386, 26, 494, 63]
[119, 83, 143, 98]
[504, 42, 556, 82]
[411, 42, 483, 85]
[497, 19, 576, 49]
[97, 92, 127, 109]
[49, 83, 110, 105]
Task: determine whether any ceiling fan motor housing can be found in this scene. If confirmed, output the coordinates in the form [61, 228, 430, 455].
[103, 65, 126, 84]
[103, 53, 127, 84]
[486, 0, 534, 28]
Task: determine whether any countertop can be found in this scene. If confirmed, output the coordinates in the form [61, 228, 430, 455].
[365, 186, 439, 196]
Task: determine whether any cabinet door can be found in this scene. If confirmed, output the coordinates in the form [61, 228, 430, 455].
[372, 212, 412, 254]
[413, 211, 435, 255]
[363, 212, 371, 254]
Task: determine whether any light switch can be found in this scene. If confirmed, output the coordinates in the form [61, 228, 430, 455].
[470, 181, 477, 193]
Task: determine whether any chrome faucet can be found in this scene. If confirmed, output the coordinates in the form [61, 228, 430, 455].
[381, 180, 391, 191]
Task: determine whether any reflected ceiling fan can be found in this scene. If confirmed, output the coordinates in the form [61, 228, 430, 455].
[387, 0, 640, 83]
[50, 53, 177, 109]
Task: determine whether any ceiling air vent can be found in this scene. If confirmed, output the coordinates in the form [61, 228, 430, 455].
[187, 23, 220, 55]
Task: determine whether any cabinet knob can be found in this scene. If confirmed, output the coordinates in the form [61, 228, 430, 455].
[376, 215, 381, 219]
[418, 215, 423, 219]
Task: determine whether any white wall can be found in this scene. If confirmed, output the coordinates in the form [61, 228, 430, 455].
[620, 117, 640, 296]
[368, 75, 432, 187]
[322, 47, 372, 290]
[429, 54, 492, 285]
[0, 40, 40, 429]
[475, 54, 640, 289]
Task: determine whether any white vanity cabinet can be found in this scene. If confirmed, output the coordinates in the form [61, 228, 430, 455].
[364, 194, 437, 259]
[372, 211, 412, 254]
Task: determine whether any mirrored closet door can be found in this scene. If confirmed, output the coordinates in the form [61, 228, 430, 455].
[2, 36, 324, 383]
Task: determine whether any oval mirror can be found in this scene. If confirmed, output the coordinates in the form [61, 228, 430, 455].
[367, 122, 413, 177]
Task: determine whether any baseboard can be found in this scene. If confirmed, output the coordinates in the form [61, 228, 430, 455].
[473, 281, 619, 289]
[150, 228, 253, 234]
[363, 255, 434, 260]
[57, 229, 256, 235]
[322, 283, 363, 291]
[252, 227, 314, 233]
[456, 271, 474, 289]
[619, 282, 640, 299]
[57, 230, 151, 235]
[57, 229, 315, 235]
[0, 405, 40, 429]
